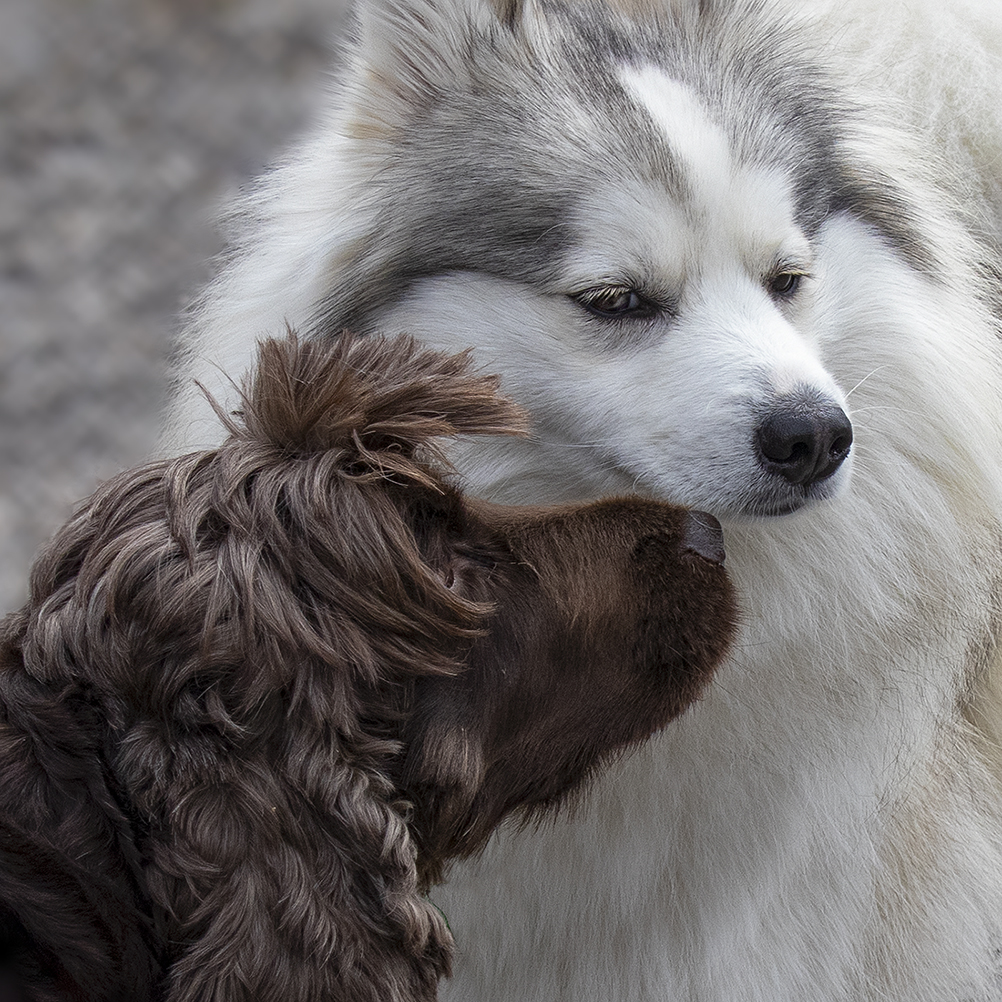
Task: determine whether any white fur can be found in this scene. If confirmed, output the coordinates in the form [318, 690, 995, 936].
[164, 1, 1002, 998]
[777, 0, 1002, 237]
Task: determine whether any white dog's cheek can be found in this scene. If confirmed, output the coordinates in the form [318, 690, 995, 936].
[558, 337, 753, 502]
[376, 275, 583, 392]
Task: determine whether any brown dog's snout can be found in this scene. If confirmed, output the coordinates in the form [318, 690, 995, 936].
[680, 510, 726, 565]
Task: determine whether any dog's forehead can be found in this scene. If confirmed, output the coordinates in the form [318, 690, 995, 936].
[618, 66, 734, 197]
[563, 65, 805, 287]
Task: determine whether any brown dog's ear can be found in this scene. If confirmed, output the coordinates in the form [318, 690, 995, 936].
[214, 331, 529, 486]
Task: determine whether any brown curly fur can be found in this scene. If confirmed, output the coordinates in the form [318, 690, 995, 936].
[0, 332, 736, 1001]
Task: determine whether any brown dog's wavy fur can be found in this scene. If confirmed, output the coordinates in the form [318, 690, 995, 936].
[0, 332, 735, 1001]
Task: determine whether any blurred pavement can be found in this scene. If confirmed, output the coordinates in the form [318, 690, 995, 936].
[0, 0, 345, 608]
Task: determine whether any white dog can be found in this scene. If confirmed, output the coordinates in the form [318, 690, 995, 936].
[165, 0, 1002, 998]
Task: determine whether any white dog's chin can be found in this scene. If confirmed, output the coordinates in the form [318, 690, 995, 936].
[622, 450, 853, 521]
[739, 465, 852, 519]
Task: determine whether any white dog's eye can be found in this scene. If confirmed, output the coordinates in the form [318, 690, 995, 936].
[768, 271, 806, 298]
[574, 286, 658, 320]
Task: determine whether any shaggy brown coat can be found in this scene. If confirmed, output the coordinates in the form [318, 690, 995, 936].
[0, 333, 735, 1002]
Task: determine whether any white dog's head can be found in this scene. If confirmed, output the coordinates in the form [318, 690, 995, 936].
[331, 0, 883, 517]
[186, 0, 941, 518]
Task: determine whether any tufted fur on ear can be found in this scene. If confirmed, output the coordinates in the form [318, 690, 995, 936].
[230, 329, 529, 475]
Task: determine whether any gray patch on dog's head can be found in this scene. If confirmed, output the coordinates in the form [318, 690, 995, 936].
[314, 0, 938, 336]
[562, 0, 937, 273]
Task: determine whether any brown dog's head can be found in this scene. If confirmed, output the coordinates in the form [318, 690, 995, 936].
[3, 331, 734, 1001]
[399, 492, 734, 885]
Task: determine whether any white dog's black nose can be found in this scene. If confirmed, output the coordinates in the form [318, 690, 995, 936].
[756, 400, 853, 487]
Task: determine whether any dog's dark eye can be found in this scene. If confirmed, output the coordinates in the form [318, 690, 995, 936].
[574, 286, 657, 320]
[769, 271, 805, 298]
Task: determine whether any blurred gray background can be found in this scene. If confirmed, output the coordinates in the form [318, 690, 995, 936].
[1, 0, 347, 609]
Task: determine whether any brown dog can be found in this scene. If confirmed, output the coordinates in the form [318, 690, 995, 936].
[0, 333, 735, 1002]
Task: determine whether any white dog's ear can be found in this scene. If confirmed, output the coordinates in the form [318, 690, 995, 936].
[485, 0, 528, 27]
[343, 0, 542, 134]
